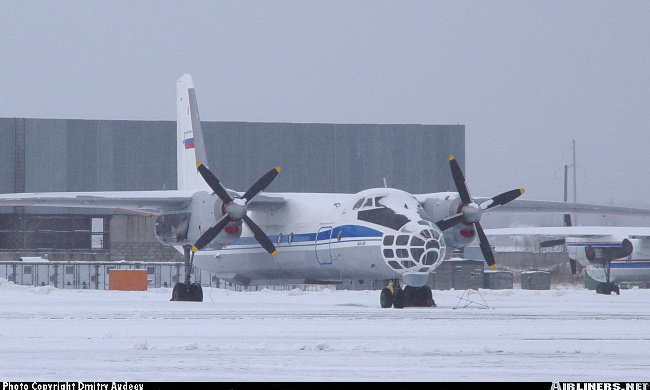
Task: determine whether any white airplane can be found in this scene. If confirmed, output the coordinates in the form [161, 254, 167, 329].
[485, 225, 650, 295]
[3, 74, 650, 307]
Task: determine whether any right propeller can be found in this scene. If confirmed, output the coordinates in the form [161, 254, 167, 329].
[191, 162, 281, 256]
[435, 155, 525, 269]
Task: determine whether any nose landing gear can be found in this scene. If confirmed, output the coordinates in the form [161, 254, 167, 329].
[380, 280, 436, 308]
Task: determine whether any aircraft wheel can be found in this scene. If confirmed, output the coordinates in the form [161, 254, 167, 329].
[380, 287, 393, 308]
[189, 283, 204, 302]
[392, 288, 405, 309]
[596, 282, 619, 295]
[404, 285, 422, 307]
[421, 286, 436, 307]
[171, 282, 189, 301]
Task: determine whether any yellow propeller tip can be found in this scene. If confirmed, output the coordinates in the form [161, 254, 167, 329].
[195, 162, 202, 168]
[191, 246, 199, 253]
[271, 250, 278, 257]
[488, 264, 496, 270]
[275, 166, 281, 173]
[449, 155, 455, 161]
[520, 188, 525, 194]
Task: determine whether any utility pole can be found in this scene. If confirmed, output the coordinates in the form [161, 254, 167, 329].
[566, 140, 577, 225]
[572, 139, 577, 204]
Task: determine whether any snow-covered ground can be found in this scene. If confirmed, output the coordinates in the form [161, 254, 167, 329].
[1, 278, 649, 382]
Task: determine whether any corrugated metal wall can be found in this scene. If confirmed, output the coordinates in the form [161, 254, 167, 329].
[0, 118, 464, 196]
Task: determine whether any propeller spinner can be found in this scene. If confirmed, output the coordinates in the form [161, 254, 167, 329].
[191, 162, 281, 256]
[435, 155, 525, 269]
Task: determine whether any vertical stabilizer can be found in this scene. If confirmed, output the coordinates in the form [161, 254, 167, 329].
[177, 74, 210, 191]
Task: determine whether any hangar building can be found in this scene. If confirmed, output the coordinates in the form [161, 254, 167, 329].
[0, 117, 465, 263]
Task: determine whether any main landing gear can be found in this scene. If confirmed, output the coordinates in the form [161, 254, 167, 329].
[596, 260, 620, 296]
[170, 245, 204, 302]
[380, 280, 436, 309]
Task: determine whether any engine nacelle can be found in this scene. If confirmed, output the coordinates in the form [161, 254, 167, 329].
[154, 191, 242, 248]
[566, 236, 633, 266]
[421, 193, 475, 248]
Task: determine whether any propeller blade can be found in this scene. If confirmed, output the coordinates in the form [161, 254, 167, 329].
[196, 162, 233, 204]
[242, 167, 281, 203]
[435, 212, 465, 231]
[242, 215, 277, 256]
[449, 155, 472, 205]
[539, 238, 566, 248]
[480, 188, 525, 211]
[569, 258, 577, 277]
[191, 214, 232, 252]
[474, 221, 495, 269]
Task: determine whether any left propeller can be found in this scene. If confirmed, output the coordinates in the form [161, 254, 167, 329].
[435, 155, 525, 269]
[191, 162, 281, 255]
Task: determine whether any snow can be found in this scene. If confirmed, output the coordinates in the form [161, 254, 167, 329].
[1, 278, 649, 382]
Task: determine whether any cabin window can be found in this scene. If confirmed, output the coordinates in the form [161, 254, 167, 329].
[411, 236, 425, 247]
[388, 260, 402, 269]
[401, 260, 416, 268]
[276, 233, 283, 245]
[423, 252, 438, 265]
[337, 230, 342, 241]
[396, 235, 409, 246]
[288, 233, 294, 245]
[410, 248, 424, 262]
[396, 249, 409, 258]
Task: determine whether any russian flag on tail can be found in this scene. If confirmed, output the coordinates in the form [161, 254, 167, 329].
[184, 137, 194, 149]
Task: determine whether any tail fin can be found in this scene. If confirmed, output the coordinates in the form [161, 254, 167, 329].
[176, 74, 210, 191]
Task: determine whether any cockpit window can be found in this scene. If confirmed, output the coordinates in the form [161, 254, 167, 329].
[353, 198, 365, 210]
[358, 208, 410, 231]
[363, 198, 373, 207]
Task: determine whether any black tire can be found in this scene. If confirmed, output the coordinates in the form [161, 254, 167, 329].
[380, 288, 393, 308]
[393, 288, 405, 309]
[404, 285, 420, 307]
[596, 282, 613, 295]
[189, 283, 204, 302]
[421, 285, 436, 307]
[612, 284, 620, 295]
[171, 282, 188, 301]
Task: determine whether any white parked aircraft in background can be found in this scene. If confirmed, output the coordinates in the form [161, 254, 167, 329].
[485, 225, 650, 295]
[3, 74, 650, 307]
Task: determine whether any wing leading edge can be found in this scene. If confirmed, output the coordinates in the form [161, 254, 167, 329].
[475, 198, 650, 217]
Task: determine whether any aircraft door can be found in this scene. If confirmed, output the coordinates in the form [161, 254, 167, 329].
[315, 226, 333, 265]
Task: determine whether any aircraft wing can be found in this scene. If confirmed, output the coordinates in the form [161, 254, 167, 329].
[474, 198, 650, 217]
[245, 194, 287, 212]
[0, 190, 196, 215]
[0, 190, 288, 215]
[484, 226, 650, 239]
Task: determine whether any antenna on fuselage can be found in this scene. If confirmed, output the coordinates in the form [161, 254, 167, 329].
[383, 177, 388, 188]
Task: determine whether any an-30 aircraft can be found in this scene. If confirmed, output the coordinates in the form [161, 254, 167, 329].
[486, 225, 650, 295]
[3, 74, 650, 307]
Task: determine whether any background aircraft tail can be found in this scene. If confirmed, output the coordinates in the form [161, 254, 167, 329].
[176, 74, 210, 191]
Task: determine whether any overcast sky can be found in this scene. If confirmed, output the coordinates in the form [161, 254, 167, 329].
[2, 1, 649, 213]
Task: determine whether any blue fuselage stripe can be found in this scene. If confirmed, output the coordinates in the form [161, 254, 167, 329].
[216, 224, 383, 251]
[610, 261, 650, 269]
